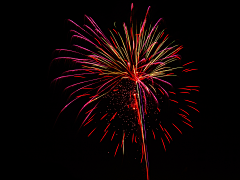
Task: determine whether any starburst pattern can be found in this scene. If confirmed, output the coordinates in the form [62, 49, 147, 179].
[50, 3, 199, 180]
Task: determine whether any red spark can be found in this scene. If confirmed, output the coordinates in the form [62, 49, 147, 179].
[110, 36, 118, 49]
[172, 123, 182, 134]
[182, 120, 194, 128]
[168, 91, 176, 94]
[159, 123, 164, 132]
[112, 29, 118, 35]
[182, 69, 198, 72]
[100, 113, 108, 120]
[76, 94, 90, 98]
[88, 127, 97, 137]
[182, 61, 195, 66]
[104, 123, 111, 132]
[169, 99, 178, 103]
[180, 92, 190, 94]
[100, 130, 108, 142]
[187, 105, 199, 113]
[158, 87, 164, 95]
[184, 99, 197, 104]
[164, 128, 172, 141]
[178, 113, 191, 122]
[83, 115, 95, 126]
[166, 73, 175, 76]
[111, 131, 116, 141]
[114, 143, 120, 157]
[161, 137, 166, 152]
[179, 108, 189, 116]
[191, 89, 199, 92]
[109, 112, 117, 121]
[94, 38, 101, 46]
[164, 133, 170, 144]
[152, 129, 156, 140]
[178, 88, 192, 91]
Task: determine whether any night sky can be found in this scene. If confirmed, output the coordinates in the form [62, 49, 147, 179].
[23, 1, 238, 180]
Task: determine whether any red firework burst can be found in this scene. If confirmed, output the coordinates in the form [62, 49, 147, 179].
[49, 3, 199, 180]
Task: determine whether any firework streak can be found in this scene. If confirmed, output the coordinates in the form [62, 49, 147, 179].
[50, 3, 199, 180]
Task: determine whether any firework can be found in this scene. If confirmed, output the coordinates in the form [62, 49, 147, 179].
[50, 3, 199, 180]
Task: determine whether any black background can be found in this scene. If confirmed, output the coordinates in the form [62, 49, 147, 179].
[22, 1, 238, 180]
